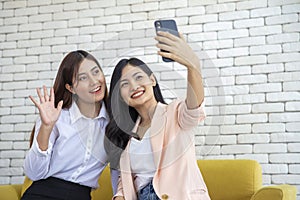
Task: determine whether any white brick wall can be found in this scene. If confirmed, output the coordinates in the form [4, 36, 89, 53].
[1, 0, 299, 198]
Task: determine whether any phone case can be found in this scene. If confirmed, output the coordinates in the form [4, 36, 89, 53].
[154, 19, 179, 62]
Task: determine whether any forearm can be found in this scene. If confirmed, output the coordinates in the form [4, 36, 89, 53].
[36, 124, 53, 151]
[186, 63, 204, 109]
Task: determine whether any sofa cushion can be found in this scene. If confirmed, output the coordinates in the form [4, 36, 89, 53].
[198, 159, 262, 200]
[251, 185, 298, 200]
[21, 177, 32, 197]
[0, 184, 21, 200]
[91, 166, 113, 199]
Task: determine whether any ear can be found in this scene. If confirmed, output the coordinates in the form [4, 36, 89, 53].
[65, 84, 75, 94]
[150, 74, 157, 87]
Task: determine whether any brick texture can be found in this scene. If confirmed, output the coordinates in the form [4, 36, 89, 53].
[0, 0, 299, 199]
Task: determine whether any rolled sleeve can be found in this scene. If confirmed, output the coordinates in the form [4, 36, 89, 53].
[23, 118, 56, 181]
[31, 138, 53, 156]
[177, 100, 206, 130]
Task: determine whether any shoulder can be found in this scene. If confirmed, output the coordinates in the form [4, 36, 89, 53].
[55, 108, 71, 125]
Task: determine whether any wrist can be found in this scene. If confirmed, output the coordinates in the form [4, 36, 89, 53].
[187, 64, 202, 76]
[40, 122, 55, 130]
[188, 53, 201, 69]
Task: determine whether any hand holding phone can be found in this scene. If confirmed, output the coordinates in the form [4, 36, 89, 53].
[154, 19, 179, 62]
[154, 21, 200, 70]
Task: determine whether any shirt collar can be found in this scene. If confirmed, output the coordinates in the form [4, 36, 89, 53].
[69, 101, 108, 124]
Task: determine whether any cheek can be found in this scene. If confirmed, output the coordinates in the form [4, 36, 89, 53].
[99, 75, 106, 83]
[120, 88, 132, 105]
[74, 83, 88, 94]
[120, 88, 128, 100]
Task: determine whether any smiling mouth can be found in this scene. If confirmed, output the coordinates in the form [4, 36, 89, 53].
[131, 90, 144, 99]
[90, 86, 101, 93]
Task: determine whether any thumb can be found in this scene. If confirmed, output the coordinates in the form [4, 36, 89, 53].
[179, 32, 185, 41]
[57, 100, 63, 111]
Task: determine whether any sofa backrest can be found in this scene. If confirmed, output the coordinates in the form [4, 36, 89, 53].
[21, 159, 263, 200]
[91, 166, 113, 199]
[198, 159, 262, 200]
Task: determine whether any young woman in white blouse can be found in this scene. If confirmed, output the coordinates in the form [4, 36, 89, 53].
[21, 50, 118, 200]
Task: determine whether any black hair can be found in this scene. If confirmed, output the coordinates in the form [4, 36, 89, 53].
[104, 58, 166, 169]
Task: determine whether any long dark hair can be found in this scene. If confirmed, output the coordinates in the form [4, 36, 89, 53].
[29, 50, 108, 147]
[105, 57, 166, 168]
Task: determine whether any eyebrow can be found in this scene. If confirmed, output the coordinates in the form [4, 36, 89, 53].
[78, 66, 99, 76]
[120, 71, 142, 82]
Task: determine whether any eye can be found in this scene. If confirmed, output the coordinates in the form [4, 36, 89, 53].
[136, 75, 143, 81]
[78, 75, 88, 81]
[92, 68, 100, 76]
[120, 81, 128, 88]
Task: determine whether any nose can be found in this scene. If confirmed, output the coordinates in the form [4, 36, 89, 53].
[89, 75, 98, 86]
[130, 80, 139, 91]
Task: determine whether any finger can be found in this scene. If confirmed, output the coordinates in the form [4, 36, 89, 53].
[156, 43, 173, 53]
[156, 31, 179, 41]
[158, 51, 187, 66]
[43, 85, 49, 102]
[179, 32, 186, 41]
[157, 51, 176, 61]
[29, 95, 40, 107]
[57, 100, 63, 111]
[50, 87, 55, 103]
[155, 35, 176, 47]
[36, 88, 45, 103]
[155, 34, 175, 44]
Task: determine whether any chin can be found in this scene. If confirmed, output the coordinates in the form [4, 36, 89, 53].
[129, 99, 149, 108]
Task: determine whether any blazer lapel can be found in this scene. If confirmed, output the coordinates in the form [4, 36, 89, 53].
[120, 142, 137, 200]
[150, 102, 167, 169]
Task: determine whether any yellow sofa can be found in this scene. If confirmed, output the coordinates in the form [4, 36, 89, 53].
[0, 159, 297, 200]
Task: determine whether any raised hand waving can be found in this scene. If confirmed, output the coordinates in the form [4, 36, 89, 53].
[29, 86, 63, 127]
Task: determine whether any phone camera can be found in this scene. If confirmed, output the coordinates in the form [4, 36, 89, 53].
[156, 21, 161, 28]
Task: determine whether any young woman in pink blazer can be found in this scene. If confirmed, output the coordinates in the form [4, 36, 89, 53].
[105, 31, 211, 200]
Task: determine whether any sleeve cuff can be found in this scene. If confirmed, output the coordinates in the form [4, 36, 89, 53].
[175, 100, 206, 130]
[31, 138, 53, 157]
[182, 100, 206, 121]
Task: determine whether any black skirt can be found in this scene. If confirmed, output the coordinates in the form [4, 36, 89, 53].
[21, 177, 91, 200]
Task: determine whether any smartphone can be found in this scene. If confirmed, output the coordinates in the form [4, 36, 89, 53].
[154, 19, 179, 62]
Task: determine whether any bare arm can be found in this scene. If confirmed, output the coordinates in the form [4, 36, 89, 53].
[155, 31, 204, 109]
[186, 63, 204, 109]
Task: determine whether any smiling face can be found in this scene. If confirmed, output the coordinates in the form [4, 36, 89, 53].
[119, 64, 157, 109]
[68, 58, 106, 107]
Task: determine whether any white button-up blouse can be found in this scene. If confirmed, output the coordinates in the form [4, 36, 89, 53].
[24, 101, 117, 190]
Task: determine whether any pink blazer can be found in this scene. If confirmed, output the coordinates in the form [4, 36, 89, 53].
[114, 100, 211, 200]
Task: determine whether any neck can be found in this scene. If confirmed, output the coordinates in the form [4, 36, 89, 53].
[77, 101, 101, 118]
[135, 99, 157, 126]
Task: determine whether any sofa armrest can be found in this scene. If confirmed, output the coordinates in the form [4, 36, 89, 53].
[251, 184, 297, 200]
[0, 184, 22, 200]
